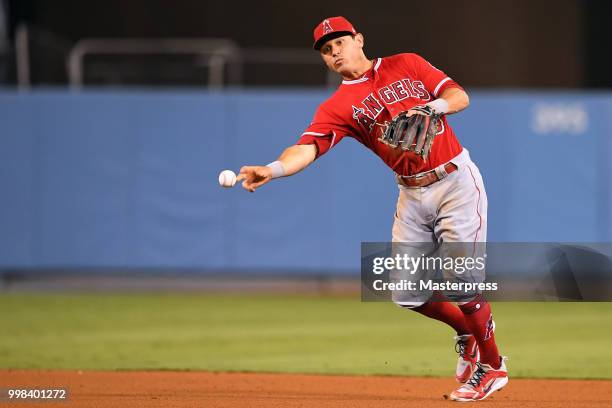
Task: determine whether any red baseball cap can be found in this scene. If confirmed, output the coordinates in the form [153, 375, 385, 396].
[313, 16, 358, 50]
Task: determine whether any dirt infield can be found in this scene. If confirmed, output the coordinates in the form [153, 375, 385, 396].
[1, 370, 611, 408]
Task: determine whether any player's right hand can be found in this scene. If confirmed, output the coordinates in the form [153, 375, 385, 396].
[237, 166, 272, 192]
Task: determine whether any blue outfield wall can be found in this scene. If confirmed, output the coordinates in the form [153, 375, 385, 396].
[0, 89, 610, 273]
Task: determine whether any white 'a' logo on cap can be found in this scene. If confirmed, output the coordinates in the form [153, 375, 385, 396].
[323, 19, 333, 34]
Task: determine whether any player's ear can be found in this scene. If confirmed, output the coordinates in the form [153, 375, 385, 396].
[355, 33, 364, 48]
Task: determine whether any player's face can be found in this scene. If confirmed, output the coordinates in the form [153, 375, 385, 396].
[319, 34, 365, 76]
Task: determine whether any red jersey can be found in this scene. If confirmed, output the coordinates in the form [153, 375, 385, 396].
[297, 53, 464, 176]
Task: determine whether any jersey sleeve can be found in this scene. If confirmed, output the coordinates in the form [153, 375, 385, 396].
[404, 53, 463, 97]
[296, 105, 351, 158]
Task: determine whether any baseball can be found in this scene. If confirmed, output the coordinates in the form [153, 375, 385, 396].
[218, 170, 237, 188]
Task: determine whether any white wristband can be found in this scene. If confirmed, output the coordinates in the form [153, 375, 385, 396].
[426, 98, 449, 115]
[266, 161, 286, 179]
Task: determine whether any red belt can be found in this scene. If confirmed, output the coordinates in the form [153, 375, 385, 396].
[397, 163, 458, 188]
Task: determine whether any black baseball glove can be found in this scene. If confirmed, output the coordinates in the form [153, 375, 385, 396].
[378, 106, 441, 160]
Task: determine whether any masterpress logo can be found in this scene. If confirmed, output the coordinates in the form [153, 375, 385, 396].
[531, 103, 589, 135]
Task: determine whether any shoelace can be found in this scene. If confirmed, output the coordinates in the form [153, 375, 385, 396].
[466, 363, 487, 388]
[454, 335, 469, 357]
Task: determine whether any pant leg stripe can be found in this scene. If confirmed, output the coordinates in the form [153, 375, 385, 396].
[466, 164, 483, 256]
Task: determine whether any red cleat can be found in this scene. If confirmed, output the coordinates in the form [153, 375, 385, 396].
[454, 334, 479, 383]
[450, 357, 509, 402]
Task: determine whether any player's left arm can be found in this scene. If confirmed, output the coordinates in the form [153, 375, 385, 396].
[437, 87, 469, 115]
[404, 53, 469, 117]
[408, 87, 469, 118]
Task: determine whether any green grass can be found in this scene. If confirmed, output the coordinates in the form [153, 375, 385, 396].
[0, 293, 611, 379]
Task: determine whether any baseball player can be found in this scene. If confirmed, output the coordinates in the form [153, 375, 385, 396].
[237, 16, 508, 401]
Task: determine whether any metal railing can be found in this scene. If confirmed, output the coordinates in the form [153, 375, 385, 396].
[15, 24, 30, 90]
[67, 38, 242, 90]
[14, 24, 340, 90]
